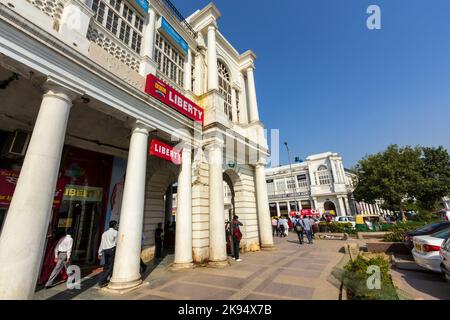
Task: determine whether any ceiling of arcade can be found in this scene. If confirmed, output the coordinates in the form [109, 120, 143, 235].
[0, 63, 133, 157]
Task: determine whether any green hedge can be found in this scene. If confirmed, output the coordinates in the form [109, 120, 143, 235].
[341, 255, 399, 300]
[318, 222, 356, 234]
[382, 221, 429, 242]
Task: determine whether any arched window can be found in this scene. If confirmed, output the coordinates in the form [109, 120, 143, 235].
[218, 61, 233, 121]
[317, 165, 331, 185]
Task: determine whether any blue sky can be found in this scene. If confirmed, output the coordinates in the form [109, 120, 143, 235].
[173, 0, 450, 168]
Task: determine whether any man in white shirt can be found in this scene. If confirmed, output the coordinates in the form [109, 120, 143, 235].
[98, 220, 118, 288]
[45, 228, 74, 288]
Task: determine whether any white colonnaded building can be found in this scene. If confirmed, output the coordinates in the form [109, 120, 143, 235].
[265, 152, 393, 217]
[0, 0, 274, 299]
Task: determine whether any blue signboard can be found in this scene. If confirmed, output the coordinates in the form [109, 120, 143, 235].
[134, 0, 149, 13]
[161, 17, 189, 53]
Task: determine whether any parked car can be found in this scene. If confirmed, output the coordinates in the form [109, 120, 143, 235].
[412, 228, 450, 273]
[334, 216, 356, 229]
[404, 221, 450, 249]
[440, 235, 450, 281]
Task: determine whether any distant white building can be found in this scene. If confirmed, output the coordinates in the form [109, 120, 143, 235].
[265, 152, 389, 217]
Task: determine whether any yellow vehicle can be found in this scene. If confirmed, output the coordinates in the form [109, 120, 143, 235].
[355, 214, 381, 231]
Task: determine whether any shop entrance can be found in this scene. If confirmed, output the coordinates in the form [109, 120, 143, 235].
[48, 146, 113, 266]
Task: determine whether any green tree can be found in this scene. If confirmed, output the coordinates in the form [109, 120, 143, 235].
[353, 145, 423, 213]
[415, 146, 450, 211]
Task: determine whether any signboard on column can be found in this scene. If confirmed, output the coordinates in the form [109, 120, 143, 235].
[149, 139, 182, 165]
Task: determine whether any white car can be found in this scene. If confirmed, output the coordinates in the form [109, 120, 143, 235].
[334, 216, 356, 229]
[412, 228, 450, 273]
[440, 236, 450, 281]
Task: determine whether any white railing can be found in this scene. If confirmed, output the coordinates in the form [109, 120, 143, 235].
[87, 19, 141, 72]
[25, 0, 67, 30]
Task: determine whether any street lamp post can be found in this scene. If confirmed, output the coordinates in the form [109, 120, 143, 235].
[284, 142, 300, 214]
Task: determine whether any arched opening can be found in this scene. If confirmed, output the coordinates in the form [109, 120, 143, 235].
[142, 157, 180, 262]
[324, 200, 337, 214]
[223, 171, 236, 257]
[218, 60, 233, 121]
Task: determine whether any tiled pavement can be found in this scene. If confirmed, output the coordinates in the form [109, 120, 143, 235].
[34, 233, 352, 300]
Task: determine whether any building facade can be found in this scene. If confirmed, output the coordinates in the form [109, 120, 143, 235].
[0, 0, 273, 299]
[265, 152, 390, 217]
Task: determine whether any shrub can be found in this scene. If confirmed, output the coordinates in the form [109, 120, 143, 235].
[318, 222, 356, 234]
[382, 221, 428, 242]
[340, 255, 399, 300]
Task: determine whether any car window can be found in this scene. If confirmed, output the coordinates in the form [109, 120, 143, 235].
[348, 217, 355, 222]
[416, 222, 448, 233]
[431, 228, 450, 240]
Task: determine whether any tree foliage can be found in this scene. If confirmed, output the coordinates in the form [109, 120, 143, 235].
[353, 145, 450, 211]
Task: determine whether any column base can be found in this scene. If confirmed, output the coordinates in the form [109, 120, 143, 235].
[107, 277, 142, 291]
[261, 244, 276, 251]
[208, 260, 230, 268]
[170, 262, 194, 271]
[102, 281, 148, 295]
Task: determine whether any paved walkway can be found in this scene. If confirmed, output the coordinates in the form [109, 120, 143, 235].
[34, 233, 351, 300]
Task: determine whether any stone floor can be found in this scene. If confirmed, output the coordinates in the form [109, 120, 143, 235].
[34, 233, 352, 300]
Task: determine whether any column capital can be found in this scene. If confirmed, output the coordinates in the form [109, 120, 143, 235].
[126, 119, 153, 133]
[203, 137, 224, 150]
[42, 78, 83, 103]
[207, 24, 217, 32]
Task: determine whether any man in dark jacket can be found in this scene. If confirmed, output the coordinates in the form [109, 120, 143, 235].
[231, 215, 243, 261]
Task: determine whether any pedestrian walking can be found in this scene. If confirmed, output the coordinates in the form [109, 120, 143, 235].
[45, 228, 74, 288]
[231, 215, 243, 261]
[271, 217, 278, 237]
[301, 215, 313, 244]
[155, 222, 164, 259]
[98, 220, 118, 288]
[294, 215, 304, 244]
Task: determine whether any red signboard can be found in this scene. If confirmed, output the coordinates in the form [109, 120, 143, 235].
[149, 139, 182, 165]
[0, 169, 65, 208]
[145, 74, 204, 125]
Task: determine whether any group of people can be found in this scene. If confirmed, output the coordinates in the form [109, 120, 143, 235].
[271, 215, 316, 245]
[41, 220, 165, 289]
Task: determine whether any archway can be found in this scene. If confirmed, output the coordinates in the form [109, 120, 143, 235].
[324, 200, 337, 213]
[142, 157, 180, 261]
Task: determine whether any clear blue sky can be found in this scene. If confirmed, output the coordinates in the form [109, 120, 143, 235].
[173, 0, 450, 168]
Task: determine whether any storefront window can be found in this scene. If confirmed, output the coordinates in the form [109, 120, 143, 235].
[279, 202, 288, 215]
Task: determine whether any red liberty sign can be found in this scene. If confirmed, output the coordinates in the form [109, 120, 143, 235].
[145, 74, 204, 125]
[149, 139, 181, 165]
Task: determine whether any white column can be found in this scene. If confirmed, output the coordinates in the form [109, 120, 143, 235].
[344, 197, 350, 214]
[276, 202, 280, 217]
[255, 162, 275, 249]
[207, 140, 228, 267]
[0, 84, 75, 299]
[207, 25, 218, 91]
[231, 88, 238, 123]
[194, 52, 203, 96]
[239, 75, 249, 125]
[139, 6, 157, 76]
[312, 197, 318, 210]
[184, 49, 192, 92]
[109, 121, 149, 290]
[338, 197, 346, 216]
[173, 146, 193, 269]
[246, 67, 260, 123]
